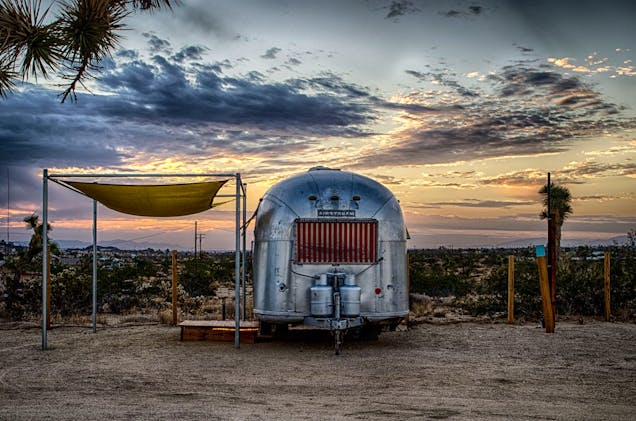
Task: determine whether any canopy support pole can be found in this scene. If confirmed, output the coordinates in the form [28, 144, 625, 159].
[42, 169, 48, 351]
[242, 183, 247, 321]
[92, 199, 97, 333]
[235, 174, 241, 349]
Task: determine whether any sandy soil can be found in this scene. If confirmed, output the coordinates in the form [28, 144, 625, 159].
[1, 320, 635, 420]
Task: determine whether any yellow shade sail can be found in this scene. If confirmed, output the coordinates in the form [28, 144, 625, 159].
[64, 180, 228, 217]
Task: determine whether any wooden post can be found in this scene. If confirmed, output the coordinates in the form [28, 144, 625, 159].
[171, 250, 178, 325]
[507, 255, 514, 324]
[46, 247, 51, 329]
[548, 212, 557, 317]
[604, 251, 611, 322]
[536, 246, 555, 333]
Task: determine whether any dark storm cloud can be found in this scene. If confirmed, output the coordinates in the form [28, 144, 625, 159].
[261, 47, 281, 59]
[385, 1, 418, 19]
[0, 48, 377, 173]
[171, 45, 208, 63]
[0, 88, 122, 168]
[440, 2, 486, 18]
[96, 57, 375, 130]
[492, 64, 591, 99]
[352, 62, 636, 168]
[0, 166, 44, 209]
[443, 10, 462, 18]
[143, 33, 171, 53]
[116, 49, 138, 59]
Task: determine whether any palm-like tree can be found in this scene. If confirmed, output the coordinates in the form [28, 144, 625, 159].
[22, 213, 58, 264]
[539, 183, 573, 258]
[0, 0, 177, 102]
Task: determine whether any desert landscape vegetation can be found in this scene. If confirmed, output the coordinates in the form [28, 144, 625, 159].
[1, 232, 635, 419]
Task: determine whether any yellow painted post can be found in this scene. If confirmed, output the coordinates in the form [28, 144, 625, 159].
[536, 246, 555, 333]
[507, 255, 514, 324]
[604, 252, 611, 322]
[172, 250, 178, 325]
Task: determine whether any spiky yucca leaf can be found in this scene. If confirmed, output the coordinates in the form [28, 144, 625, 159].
[0, 0, 61, 80]
[58, 0, 128, 101]
[0, 0, 179, 101]
[0, 59, 18, 97]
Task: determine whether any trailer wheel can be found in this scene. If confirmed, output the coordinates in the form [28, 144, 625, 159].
[259, 321, 272, 336]
[272, 323, 288, 338]
[359, 325, 382, 341]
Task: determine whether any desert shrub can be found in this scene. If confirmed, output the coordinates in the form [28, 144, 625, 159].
[51, 266, 91, 316]
[409, 241, 636, 320]
[179, 255, 234, 297]
[464, 253, 542, 318]
[409, 249, 473, 297]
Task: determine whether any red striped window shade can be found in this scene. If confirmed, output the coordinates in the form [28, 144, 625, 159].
[295, 219, 378, 264]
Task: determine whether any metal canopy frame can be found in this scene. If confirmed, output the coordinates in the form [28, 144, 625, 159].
[41, 170, 247, 351]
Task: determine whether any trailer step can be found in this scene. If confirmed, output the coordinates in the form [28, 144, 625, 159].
[179, 320, 259, 343]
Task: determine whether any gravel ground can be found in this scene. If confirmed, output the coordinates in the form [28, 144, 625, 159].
[1, 320, 635, 420]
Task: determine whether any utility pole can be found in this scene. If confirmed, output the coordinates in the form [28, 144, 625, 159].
[197, 233, 205, 257]
[194, 221, 205, 258]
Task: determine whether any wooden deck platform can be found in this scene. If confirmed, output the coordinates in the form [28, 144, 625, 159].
[179, 320, 260, 343]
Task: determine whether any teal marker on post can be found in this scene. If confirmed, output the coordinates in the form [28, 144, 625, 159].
[535, 245, 546, 257]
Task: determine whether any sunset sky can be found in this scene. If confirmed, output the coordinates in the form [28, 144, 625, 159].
[1, 0, 635, 250]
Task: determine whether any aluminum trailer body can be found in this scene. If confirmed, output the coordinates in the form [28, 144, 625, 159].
[252, 167, 408, 352]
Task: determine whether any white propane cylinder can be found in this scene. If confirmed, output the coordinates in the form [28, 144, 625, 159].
[310, 274, 333, 317]
[340, 274, 361, 317]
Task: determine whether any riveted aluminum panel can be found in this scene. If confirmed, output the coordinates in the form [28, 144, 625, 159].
[253, 167, 408, 325]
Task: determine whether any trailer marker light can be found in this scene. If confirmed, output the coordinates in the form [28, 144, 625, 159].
[375, 288, 382, 295]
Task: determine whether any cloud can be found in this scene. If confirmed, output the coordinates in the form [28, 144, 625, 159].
[441, 3, 486, 19]
[430, 199, 535, 208]
[478, 159, 636, 188]
[173, 5, 233, 39]
[351, 62, 636, 169]
[577, 192, 636, 202]
[385, 1, 418, 19]
[562, 160, 636, 179]
[514, 44, 534, 53]
[286, 57, 302, 66]
[549, 54, 636, 78]
[0, 48, 379, 177]
[406, 69, 479, 97]
[142, 33, 171, 53]
[261, 47, 282, 59]
[116, 49, 138, 60]
[171, 45, 208, 63]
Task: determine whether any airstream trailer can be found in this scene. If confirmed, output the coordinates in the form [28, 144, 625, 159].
[252, 167, 409, 353]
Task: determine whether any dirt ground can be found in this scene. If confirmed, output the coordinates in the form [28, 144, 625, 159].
[0, 320, 635, 420]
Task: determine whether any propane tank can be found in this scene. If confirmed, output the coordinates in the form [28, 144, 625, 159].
[340, 274, 361, 317]
[311, 274, 333, 317]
